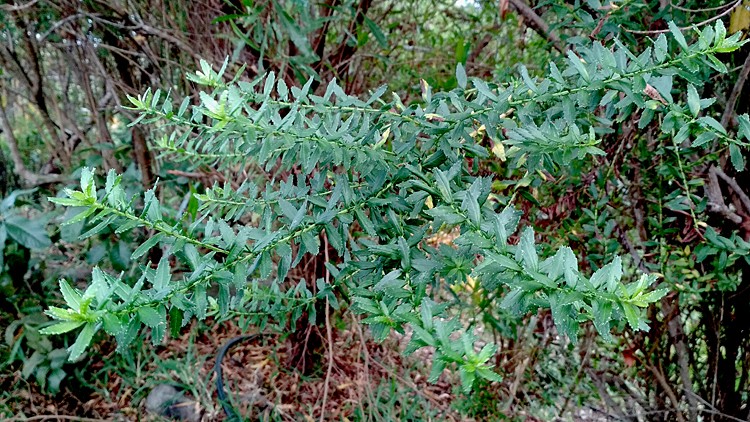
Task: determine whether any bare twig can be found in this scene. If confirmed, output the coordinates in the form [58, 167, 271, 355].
[589, 9, 613, 39]
[663, 299, 698, 422]
[0, 0, 40, 12]
[706, 166, 744, 224]
[670, 1, 738, 13]
[368, 357, 444, 406]
[0, 98, 66, 187]
[504, 315, 537, 410]
[711, 166, 750, 213]
[319, 235, 334, 422]
[645, 362, 687, 422]
[37, 13, 85, 41]
[508, 0, 564, 53]
[585, 368, 630, 419]
[685, 390, 750, 422]
[625, 0, 741, 34]
[721, 50, 750, 128]
[558, 326, 595, 418]
[353, 315, 381, 420]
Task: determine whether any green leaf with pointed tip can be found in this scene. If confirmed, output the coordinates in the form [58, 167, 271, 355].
[138, 306, 165, 329]
[40, 321, 85, 335]
[456, 63, 467, 89]
[653, 34, 668, 62]
[154, 257, 171, 293]
[516, 227, 538, 271]
[589, 256, 623, 292]
[687, 85, 700, 117]
[668, 21, 688, 50]
[68, 323, 97, 361]
[428, 359, 446, 383]
[738, 114, 750, 140]
[459, 366, 476, 393]
[730, 143, 745, 171]
[131, 233, 163, 260]
[476, 366, 503, 383]
[59, 279, 82, 311]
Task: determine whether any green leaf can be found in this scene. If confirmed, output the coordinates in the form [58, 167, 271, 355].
[374, 270, 409, 298]
[567, 50, 589, 82]
[169, 307, 184, 338]
[276, 78, 288, 101]
[705, 54, 728, 73]
[354, 208, 377, 237]
[364, 16, 387, 48]
[101, 314, 124, 336]
[621, 303, 644, 331]
[668, 21, 688, 50]
[59, 279, 82, 311]
[516, 227, 538, 271]
[428, 358, 447, 383]
[729, 143, 745, 171]
[278, 198, 298, 222]
[369, 322, 391, 342]
[68, 323, 97, 361]
[631, 288, 669, 307]
[426, 205, 465, 226]
[653, 34, 668, 62]
[475, 366, 503, 383]
[518, 65, 537, 93]
[138, 306, 165, 329]
[80, 167, 96, 199]
[1, 188, 37, 212]
[713, 18, 727, 47]
[458, 366, 476, 393]
[592, 300, 613, 342]
[263, 71, 276, 98]
[738, 114, 750, 140]
[131, 233, 163, 260]
[434, 170, 453, 204]
[589, 256, 623, 292]
[3, 215, 51, 249]
[462, 191, 481, 225]
[650, 75, 673, 104]
[697, 116, 727, 135]
[40, 321, 85, 335]
[687, 85, 700, 117]
[476, 343, 496, 363]
[691, 132, 716, 148]
[154, 256, 171, 293]
[48, 196, 86, 207]
[456, 63, 467, 89]
[22, 351, 45, 379]
[45, 306, 79, 322]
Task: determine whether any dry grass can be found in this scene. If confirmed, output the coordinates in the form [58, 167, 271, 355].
[2, 314, 464, 421]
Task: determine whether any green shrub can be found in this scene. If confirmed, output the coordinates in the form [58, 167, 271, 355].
[43, 21, 748, 393]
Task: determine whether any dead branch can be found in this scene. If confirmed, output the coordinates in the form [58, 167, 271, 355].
[508, 0, 564, 53]
[0, 100, 66, 187]
[706, 166, 744, 224]
[710, 165, 750, 214]
[625, 0, 741, 34]
[721, 50, 750, 128]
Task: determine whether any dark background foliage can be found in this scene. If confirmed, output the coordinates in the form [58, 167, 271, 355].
[1, 0, 750, 420]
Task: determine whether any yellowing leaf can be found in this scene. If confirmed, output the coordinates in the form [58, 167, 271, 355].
[469, 124, 486, 138]
[729, 0, 750, 35]
[492, 141, 506, 161]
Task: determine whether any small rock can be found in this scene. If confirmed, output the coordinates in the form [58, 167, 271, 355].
[145, 384, 202, 422]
